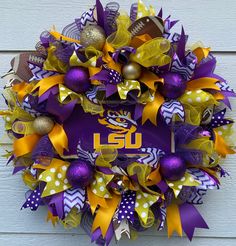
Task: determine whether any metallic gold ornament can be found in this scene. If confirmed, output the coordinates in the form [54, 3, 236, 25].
[122, 62, 142, 80]
[80, 25, 106, 50]
[33, 116, 54, 135]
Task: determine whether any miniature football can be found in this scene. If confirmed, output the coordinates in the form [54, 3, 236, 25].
[128, 16, 164, 38]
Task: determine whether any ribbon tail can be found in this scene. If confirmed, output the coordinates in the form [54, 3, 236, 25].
[186, 77, 220, 91]
[32, 75, 64, 97]
[214, 130, 235, 157]
[48, 123, 68, 156]
[142, 92, 164, 125]
[179, 203, 209, 241]
[13, 134, 41, 157]
[92, 194, 120, 238]
[166, 203, 183, 237]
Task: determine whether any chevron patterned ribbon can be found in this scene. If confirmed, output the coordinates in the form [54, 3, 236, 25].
[171, 52, 197, 81]
[137, 147, 165, 168]
[187, 168, 219, 190]
[160, 100, 185, 125]
[63, 188, 86, 217]
[29, 63, 59, 81]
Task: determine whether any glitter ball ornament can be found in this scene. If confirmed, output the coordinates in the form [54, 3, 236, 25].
[159, 72, 186, 99]
[64, 67, 91, 93]
[80, 25, 106, 50]
[160, 153, 186, 181]
[66, 161, 94, 187]
[33, 116, 54, 135]
[122, 62, 142, 80]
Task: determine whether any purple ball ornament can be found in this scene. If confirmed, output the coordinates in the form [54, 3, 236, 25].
[66, 160, 94, 188]
[64, 66, 91, 93]
[159, 72, 186, 99]
[159, 153, 186, 181]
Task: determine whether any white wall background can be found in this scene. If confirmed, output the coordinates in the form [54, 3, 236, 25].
[0, 0, 236, 245]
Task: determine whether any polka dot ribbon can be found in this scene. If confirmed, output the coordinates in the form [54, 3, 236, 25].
[135, 191, 160, 224]
[209, 108, 234, 129]
[36, 158, 71, 197]
[118, 190, 136, 223]
[91, 172, 114, 198]
[179, 89, 216, 106]
[166, 172, 201, 198]
[21, 186, 42, 211]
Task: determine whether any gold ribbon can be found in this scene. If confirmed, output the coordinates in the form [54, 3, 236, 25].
[32, 74, 64, 97]
[87, 186, 108, 214]
[48, 123, 68, 156]
[92, 193, 121, 237]
[50, 29, 81, 44]
[214, 130, 235, 157]
[12, 82, 35, 103]
[186, 77, 221, 91]
[166, 203, 183, 237]
[13, 134, 41, 157]
[139, 70, 163, 91]
[142, 92, 164, 125]
[193, 47, 211, 64]
[47, 211, 59, 226]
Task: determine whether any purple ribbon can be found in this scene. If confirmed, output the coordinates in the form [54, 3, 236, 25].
[179, 203, 209, 240]
[46, 93, 77, 123]
[48, 192, 64, 219]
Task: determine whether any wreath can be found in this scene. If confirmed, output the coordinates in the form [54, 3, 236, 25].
[1, 0, 235, 244]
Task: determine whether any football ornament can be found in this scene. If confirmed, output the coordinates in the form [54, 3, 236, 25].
[0, 0, 235, 245]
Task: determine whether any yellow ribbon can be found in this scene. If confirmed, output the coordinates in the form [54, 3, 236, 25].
[91, 172, 114, 198]
[32, 74, 64, 97]
[142, 92, 164, 125]
[166, 172, 201, 197]
[13, 134, 41, 157]
[117, 80, 141, 100]
[127, 162, 161, 196]
[48, 123, 68, 156]
[22, 170, 38, 190]
[166, 204, 183, 237]
[130, 38, 171, 67]
[44, 45, 68, 73]
[135, 190, 159, 224]
[136, 0, 155, 19]
[63, 207, 81, 229]
[36, 158, 71, 197]
[107, 14, 132, 49]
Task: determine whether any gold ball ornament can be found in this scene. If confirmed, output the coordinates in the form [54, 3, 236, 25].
[80, 25, 106, 50]
[122, 62, 142, 80]
[33, 116, 54, 135]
